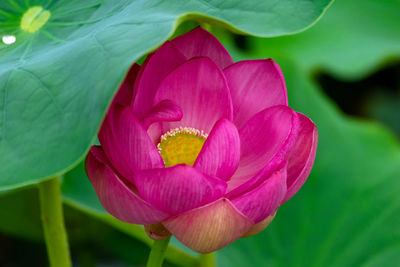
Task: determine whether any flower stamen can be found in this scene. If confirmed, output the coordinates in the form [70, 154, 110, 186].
[157, 127, 208, 167]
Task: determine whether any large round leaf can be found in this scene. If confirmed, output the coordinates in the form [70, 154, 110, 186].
[250, 0, 400, 80]
[0, 0, 332, 189]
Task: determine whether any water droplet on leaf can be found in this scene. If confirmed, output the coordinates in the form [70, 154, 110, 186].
[2, 35, 16, 45]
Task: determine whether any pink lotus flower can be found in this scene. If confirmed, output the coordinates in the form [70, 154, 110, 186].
[85, 27, 318, 253]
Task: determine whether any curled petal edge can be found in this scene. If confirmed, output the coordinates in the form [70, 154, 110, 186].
[85, 146, 169, 225]
[134, 164, 227, 215]
[283, 113, 318, 203]
[230, 166, 287, 223]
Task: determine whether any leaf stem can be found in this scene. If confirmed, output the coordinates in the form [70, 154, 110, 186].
[199, 253, 216, 267]
[39, 177, 72, 267]
[146, 237, 171, 267]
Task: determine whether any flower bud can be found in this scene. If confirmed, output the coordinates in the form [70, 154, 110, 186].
[86, 26, 317, 253]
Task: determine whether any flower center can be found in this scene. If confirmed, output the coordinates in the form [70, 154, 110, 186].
[157, 127, 208, 167]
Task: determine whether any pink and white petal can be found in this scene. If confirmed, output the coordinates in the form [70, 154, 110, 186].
[163, 198, 253, 253]
[171, 27, 234, 69]
[141, 99, 183, 129]
[99, 79, 137, 179]
[227, 159, 286, 199]
[134, 165, 227, 215]
[132, 41, 187, 119]
[98, 113, 132, 180]
[98, 82, 137, 177]
[230, 166, 287, 223]
[99, 106, 164, 183]
[224, 59, 288, 129]
[194, 119, 240, 181]
[283, 113, 318, 203]
[85, 146, 169, 225]
[232, 106, 297, 181]
[227, 106, 299, 196]
[154, 57, 233, 134]
[113, 107, 164, 171]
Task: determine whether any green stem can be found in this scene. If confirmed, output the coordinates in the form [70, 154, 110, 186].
[146, 237, 171, 267]
[199, 253, 216, 267]
[39, 177, 72, 267]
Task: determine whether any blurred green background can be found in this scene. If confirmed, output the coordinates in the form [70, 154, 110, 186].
[1, 0, 400, 266]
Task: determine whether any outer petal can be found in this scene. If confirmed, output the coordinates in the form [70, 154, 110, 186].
[134, 165, 227, 215]
[227, 106, 299, 196]
[194, 119, 240, 181]
[283, 113, 318, 203]
[224, 59, 288, 128]
[141, 99, 183, 129]
[98, 114, 131, 179]
[97, 70, 141, 178]
[132, 41, 187, 119]
[163, 198, 253, 253]
[171, 27, 234, 69]
[85, 146, 168, 225]
[154, 57, 233, 134]
[98, 106, 164, 182]
[242, 212, 276, 238]
[230, 166, 287, 223]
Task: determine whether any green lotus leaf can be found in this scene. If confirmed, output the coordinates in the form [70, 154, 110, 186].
[0, 0, 332, 189]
